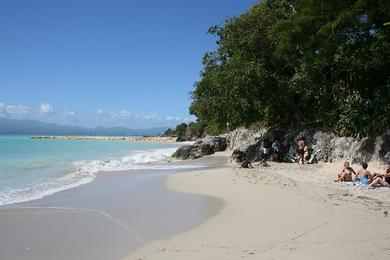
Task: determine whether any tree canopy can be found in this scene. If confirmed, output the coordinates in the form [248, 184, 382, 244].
[163, 121, 206, 141]
[190, 0, 390, 137]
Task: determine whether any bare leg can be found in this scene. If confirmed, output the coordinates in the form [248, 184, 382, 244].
[335, 172, 351, 182]
[335, 173, 343, 182]
[369, 178, 390, 187]
[299, 155, 304, 164]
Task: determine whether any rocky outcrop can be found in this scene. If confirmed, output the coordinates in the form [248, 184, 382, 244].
[226, 128, 268, 151]
[172, 136, 227, 160]
[227, 128, 390, 164]
[226, 127, 288, 162]
[230, 150, 247, 162]
[172, 126, 389, 164]
[172, 145, 201, 160]
[285, 130, 389, 164]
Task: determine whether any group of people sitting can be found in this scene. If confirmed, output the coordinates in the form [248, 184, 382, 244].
[335, 161, 390, 188]
[237, 137, 389, 189]
[294, 137, 322, 164]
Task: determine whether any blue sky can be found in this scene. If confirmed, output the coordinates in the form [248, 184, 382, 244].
[0, 0, 258, 128]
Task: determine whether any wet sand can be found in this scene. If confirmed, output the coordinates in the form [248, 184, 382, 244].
[0, 157, 224, 260]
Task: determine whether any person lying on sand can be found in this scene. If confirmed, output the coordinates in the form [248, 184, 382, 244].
[334, 161, 356, 182]
[369, 165, 390, 188]
[257, 159, 270, 167]
[355, 162, 372, 185]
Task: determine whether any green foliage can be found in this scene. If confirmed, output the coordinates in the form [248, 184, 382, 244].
[175, 123, 188, 142]
[190, 0, 390, 137]
[163, 128, 176, 136]
[337, 91, 372, 136]
[164, 121, 207, 141]
[187, 121, 207, 139]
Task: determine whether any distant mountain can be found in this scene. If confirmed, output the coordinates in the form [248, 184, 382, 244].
[0, 117, 168, 136]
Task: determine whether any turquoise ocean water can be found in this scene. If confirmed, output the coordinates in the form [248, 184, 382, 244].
[0, 135, 183, 205]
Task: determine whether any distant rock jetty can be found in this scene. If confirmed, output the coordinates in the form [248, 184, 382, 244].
[31, 136, 177, 142]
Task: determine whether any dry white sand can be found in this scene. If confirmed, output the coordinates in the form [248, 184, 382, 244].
[126, 152, 390, 260]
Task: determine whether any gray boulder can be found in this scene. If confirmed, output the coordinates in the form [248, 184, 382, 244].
[226, 127, 267, 151]
[196, 136, 227, 152]
[292, 130, 390, 164]
[230, 150, 246, 163]
[226, 127, 288, 161]
[172, 145, 198, 160]
[172, 136, 227, 160]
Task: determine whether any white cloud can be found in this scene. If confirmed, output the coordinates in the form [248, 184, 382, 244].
[0, 101, 195, 128]
[0, 102, 29, 117]
[137, 113, 157, 120]
[40, 103, 54, 114]
[109, 112, 118, 118]
[119, 110, 130, 117]
[7, 105, 28, 115]
[166, 115, 185, 122]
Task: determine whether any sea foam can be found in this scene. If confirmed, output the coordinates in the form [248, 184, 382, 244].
[0, 147, 197, 206]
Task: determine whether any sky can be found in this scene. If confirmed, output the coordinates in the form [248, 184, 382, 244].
[0, 0, 258, 128]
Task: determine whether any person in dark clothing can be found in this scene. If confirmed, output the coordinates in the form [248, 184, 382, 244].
[240, 152, 253, 169]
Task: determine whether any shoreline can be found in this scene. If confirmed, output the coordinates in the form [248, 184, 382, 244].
[127, 152, 390, 260]
[0, 142, 183, 207]
[0, 157, 224, 260]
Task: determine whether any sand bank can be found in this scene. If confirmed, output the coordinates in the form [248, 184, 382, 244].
[31, 136, 177, 142]
[127, 152, 390, 260]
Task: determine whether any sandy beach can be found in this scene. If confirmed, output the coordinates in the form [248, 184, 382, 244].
[127, 152, 390, 260]
[1, 150, 389, 260]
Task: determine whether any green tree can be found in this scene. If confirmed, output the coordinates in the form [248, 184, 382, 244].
[175, 123, 188, 142]
[190, 1, 296, 134]
[163, 128, 175, 136]
[190, 0, 390, 137]
[272, 0, 390, 136]
[187, 121, 207, 139]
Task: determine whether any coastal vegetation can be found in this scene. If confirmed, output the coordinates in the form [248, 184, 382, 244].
[164, 121, 207, 141]
[189, 0, 390, 137]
